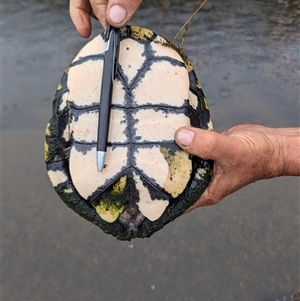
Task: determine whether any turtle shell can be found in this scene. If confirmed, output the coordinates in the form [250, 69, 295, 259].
[45, 25, 213, 241]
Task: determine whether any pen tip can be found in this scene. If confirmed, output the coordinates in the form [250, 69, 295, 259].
[97, 151, 106, 172]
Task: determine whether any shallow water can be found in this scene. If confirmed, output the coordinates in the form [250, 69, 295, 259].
[2, 0, 299, 300]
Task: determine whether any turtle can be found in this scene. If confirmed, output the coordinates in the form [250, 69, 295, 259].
[44, 25, 213, 241]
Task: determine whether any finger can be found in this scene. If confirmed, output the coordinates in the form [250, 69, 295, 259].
[175, 127, 230, 161]
[89, 0, 108, 29]
[175, 127, 234, 211]
[70, 0, 93, 38]
[106, 0, 143, 27]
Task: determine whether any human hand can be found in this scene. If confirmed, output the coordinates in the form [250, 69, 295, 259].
[175, 124, 300, 213]
[70, 0, 143, 37]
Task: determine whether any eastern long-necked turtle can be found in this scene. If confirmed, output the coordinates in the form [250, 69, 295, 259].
[45, 25, 213, 240]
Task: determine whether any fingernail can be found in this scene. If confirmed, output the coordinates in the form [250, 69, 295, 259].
[177, 129, 194, 147]
[108, 5, 127, 24]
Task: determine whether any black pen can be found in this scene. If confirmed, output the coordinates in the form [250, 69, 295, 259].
[97, 26, 120, 172]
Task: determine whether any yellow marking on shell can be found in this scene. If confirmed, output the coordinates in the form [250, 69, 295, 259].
[195, 168, 212, 181]
[111, 176, 127, 195]
[63, 187, 73, 194]
[130, 25, 154, 41]
[184, 58, 194, 72]
[95, 176, 127, 223]
[160, 147, 192, 198]
[196, 168, 207, 180]
[56, 82, 62, 90]
[207, 119, 214, 130]
[196, 80, 202, 89]
[45, 123, 51, 136]
[95, 201, 124, 223]
[203, 97, 209, 110]
[153, 35, 167, 45]
[59, 92, 70, 119]
[188, 91, 198, 110]
[44, 141, 50, 161]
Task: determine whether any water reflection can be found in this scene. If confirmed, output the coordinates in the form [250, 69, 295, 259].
[2, 0, 299, 300]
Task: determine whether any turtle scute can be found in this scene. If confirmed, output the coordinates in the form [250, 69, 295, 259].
[45, 25, 213, 240]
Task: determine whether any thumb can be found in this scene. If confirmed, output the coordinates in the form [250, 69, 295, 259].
[175, 127, 230, 161]
[106, 0, 142, 27]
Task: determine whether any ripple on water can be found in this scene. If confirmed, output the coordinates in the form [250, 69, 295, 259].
[219, 88, 231, 98]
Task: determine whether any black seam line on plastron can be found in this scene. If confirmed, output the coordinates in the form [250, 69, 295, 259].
[67, 106, 98, 122]
[134, 168, 172, 202]
[128, 144, 175, 201]
[117, 45, 152, 92]
[87, 167, 130, 201]
[72, 141, 97, 146]
[110, 141, 176, 148]
[119, 37, 155, 93]
[116, 56, 184, 97]
[68, 107, 97, 120]
[121, 45, 186, 95]
[72, 142, 95, 155]
[68, 102, 99, 110]
[116, 39, 183, 97]
[116, 64, 130, 90]
[70, 54, 104, 67]
[111, 103, 189, 110]
[68, 101, 191, 127]
[150, 56, 186, 68]
[88, 165, 172, 203]
[123, 106, 137, 169]
[71, 140, 176, 147]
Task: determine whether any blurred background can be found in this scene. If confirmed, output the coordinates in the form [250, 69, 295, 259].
[2, 0, 299, 300]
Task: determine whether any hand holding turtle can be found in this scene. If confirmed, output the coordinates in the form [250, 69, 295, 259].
[70, 0, 143, 37]
[175, 125, 300, 213]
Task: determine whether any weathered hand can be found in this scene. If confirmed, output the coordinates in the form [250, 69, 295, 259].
[175, 124, 300, 213]
[70, 0, 143, 37]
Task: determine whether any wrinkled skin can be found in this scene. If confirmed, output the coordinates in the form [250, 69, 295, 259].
[175, 125, 300, 212]
[70, 0, 143, 36]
